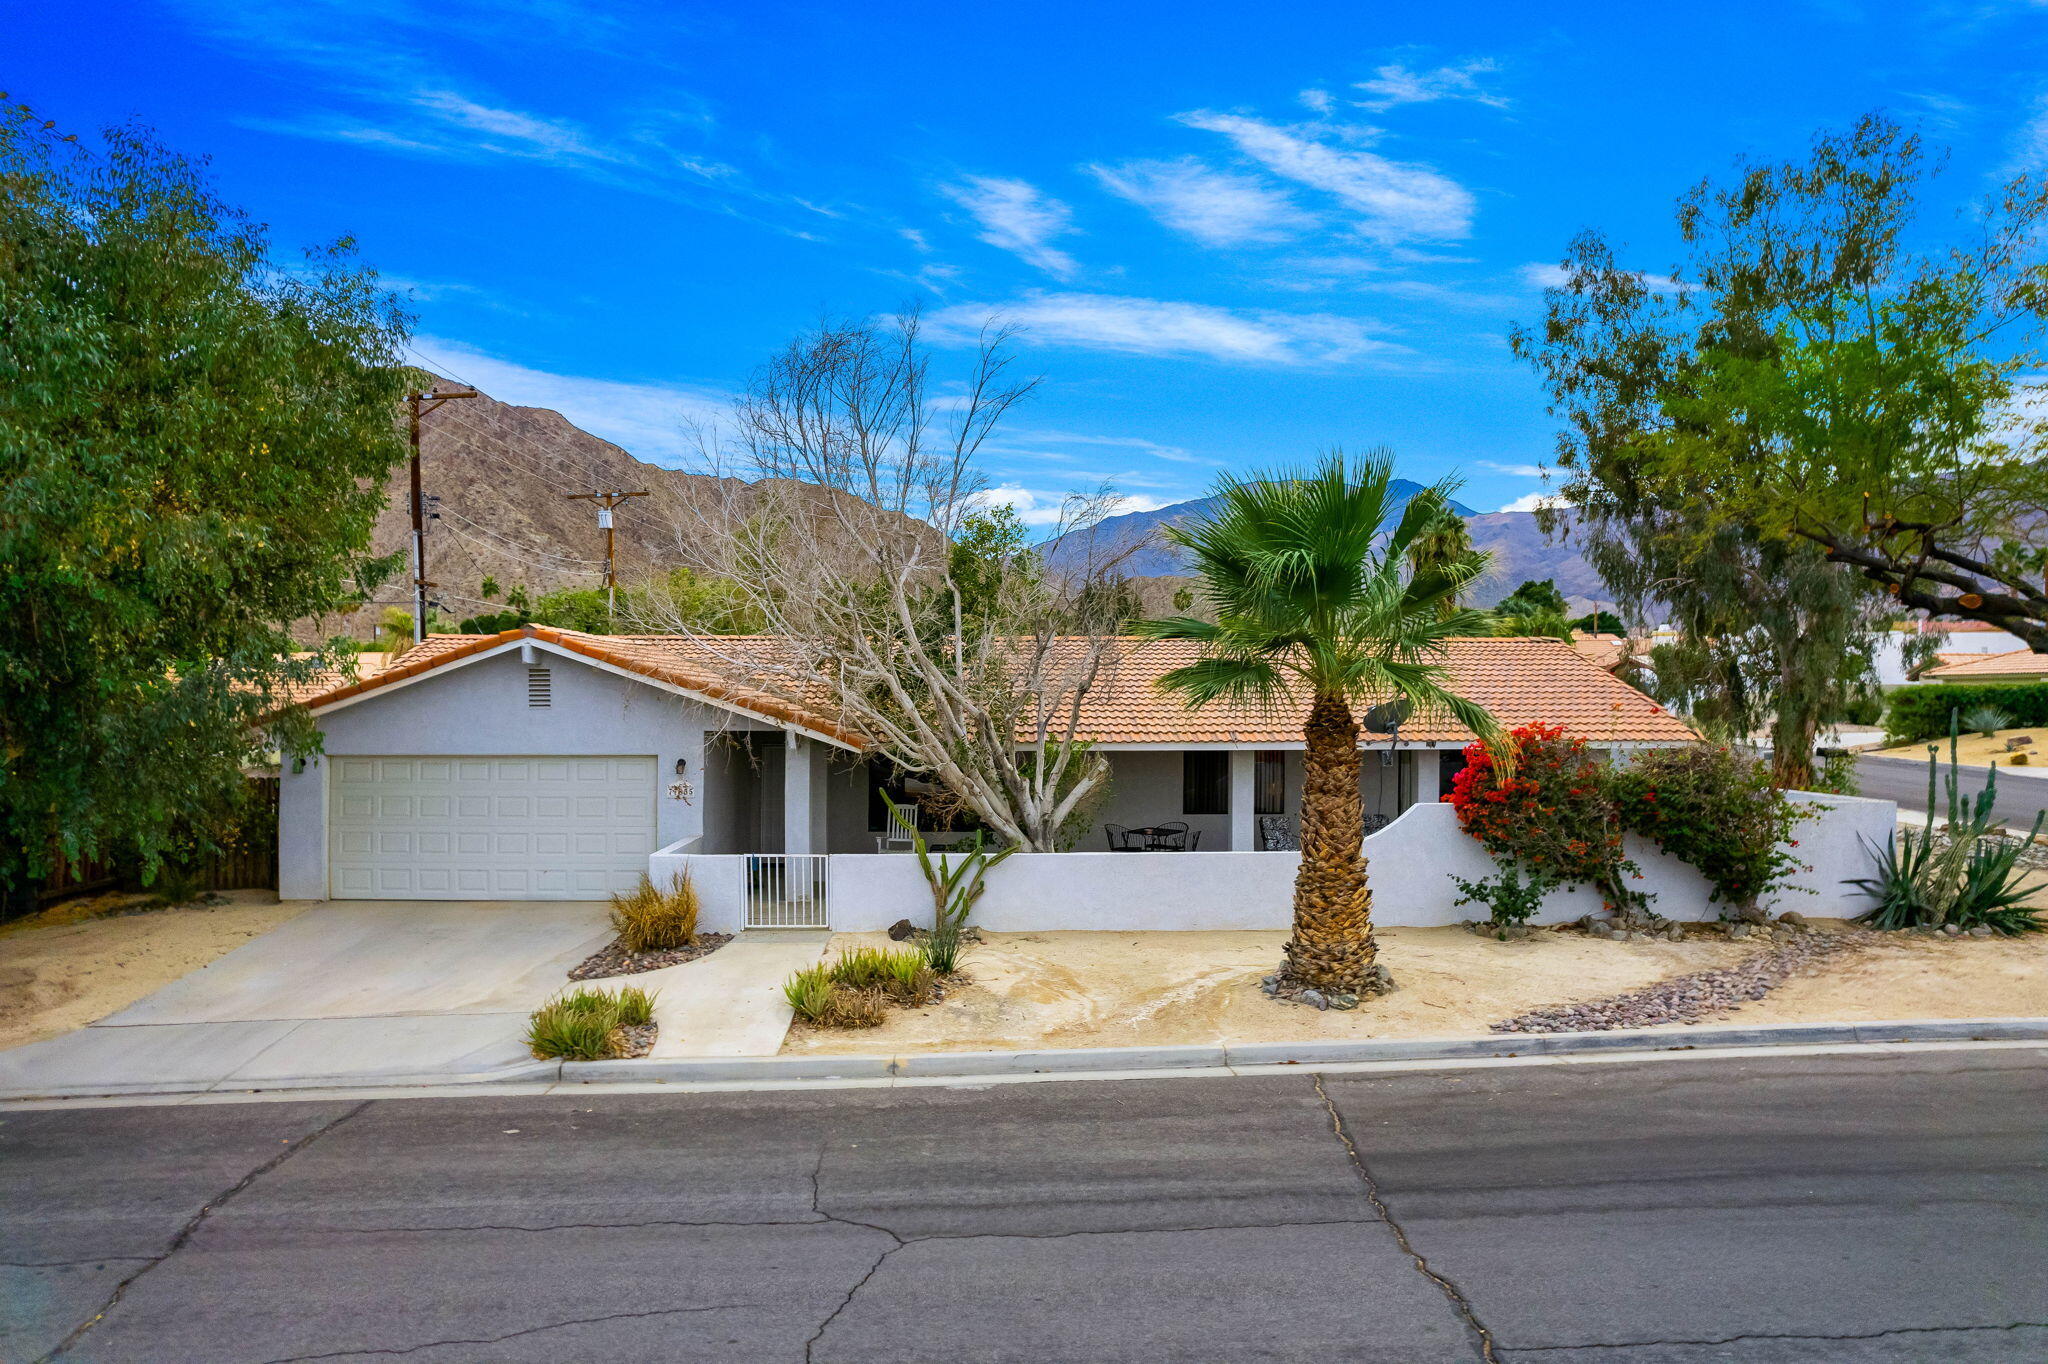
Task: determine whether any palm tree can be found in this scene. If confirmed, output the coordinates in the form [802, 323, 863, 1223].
[1137, 452, 1497, 994]
[1403, 490, 1480, 621]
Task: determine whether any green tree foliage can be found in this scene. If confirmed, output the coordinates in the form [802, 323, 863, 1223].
[1511, 119, 1915, 786]
[0, 107, 411, 895]
[1520, 114, 2048, 650]
[1570, 610, 1626, 634]
[1402, 491, 1482, 621]
[1496, 578, 1568, 616]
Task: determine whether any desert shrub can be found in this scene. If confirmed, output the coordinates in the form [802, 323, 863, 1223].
[1610, 746, 1807, 919]
[608, 871, 700, 952]
[783, 964, 836, 1022]
[1449, 723, 1645, 919]
[1808, 748, 1860, 796]
[1961, 705, 2015, 738]
[1884, 684, 2048, 744]
[1451, 865, 1557, 937]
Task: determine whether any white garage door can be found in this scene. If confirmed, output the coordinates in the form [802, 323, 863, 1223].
[330, 756, 657, 900]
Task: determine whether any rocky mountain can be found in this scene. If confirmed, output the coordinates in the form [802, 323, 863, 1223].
[307, 384, 1616, 641]
[1037, 489, 1613, 612]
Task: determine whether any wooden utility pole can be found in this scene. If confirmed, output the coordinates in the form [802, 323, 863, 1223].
[565, 489, 649, 621]
[405, 385, 477, 644]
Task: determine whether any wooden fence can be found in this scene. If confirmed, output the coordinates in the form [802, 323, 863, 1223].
[16, 777, 281, 917]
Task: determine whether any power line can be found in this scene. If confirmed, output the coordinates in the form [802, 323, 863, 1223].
[565, 489, 649, 621]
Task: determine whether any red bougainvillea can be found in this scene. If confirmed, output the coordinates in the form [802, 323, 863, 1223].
[1448, 723, 1643, 916]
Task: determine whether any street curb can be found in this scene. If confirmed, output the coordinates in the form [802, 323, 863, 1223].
[549, 1018, 2048, 1086]
[4, 1019, 2045, 1103]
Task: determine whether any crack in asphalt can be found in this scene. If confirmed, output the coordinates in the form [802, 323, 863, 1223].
[1314, 1074, 1501, 1364]
[794, 1134, 1401, 1361]
[802, 1144, 905, 1363]
[1505, 1319, 2048, 1353]
[35, 1101, 371, 1364]
[256, 1302, 765, 1362]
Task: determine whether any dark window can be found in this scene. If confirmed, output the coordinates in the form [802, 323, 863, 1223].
[1437, 749, 1468, 800]
[1254, 751, 1286, 815]
[1182, 751, 1229, 815]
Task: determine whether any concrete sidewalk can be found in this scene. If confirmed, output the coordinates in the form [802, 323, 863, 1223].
[625, 930, 830, 1058]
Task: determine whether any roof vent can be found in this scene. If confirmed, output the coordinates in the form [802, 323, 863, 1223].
[526, 667, 552, 708]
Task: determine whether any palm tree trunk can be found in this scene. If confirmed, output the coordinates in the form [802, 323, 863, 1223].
[1287, 690, 1376, 992]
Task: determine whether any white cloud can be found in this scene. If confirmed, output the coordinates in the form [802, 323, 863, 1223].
[407, 335, 729, 465]
[2010, 93, 2048, 175]
[1177, 110, 1474, 243]
[1496, 491, 1570, 513]
[930, 292, 1397, 366]
[1478, 460, 1550, 478]
[977, 484, 1172, 528]
[1087, 157, 1312, 247]
[1352, 59, 1509, 113]
[940, 176, 1081, 279]
[1521, 261, 1686, 294]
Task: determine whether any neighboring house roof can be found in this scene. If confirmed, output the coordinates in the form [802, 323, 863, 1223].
[277, 627, 1697, 748]
[1570, 633, 1654, 673]
[1923, 648, 2048, 682]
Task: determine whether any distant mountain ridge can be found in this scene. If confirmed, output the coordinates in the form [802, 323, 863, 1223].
[1037, 486, 1611, 612]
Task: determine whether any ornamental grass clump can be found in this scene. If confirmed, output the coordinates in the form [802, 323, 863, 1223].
[608, 871, 700, 952]
[785, 945, 940, 1027]
[1609, 746, 1807, 921]
[525, 985, 658, 1061]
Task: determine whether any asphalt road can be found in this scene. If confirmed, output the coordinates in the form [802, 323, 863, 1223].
[5, 1050, 2045, 1363]
[1854, 752, 2048, 829]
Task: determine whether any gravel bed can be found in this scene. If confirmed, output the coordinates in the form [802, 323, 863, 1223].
[569, 933, 733, 981]
[1490, 927, 1865, 1034]
[612, 1022, 656, 1058]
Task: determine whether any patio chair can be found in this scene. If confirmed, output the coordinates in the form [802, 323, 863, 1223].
[1143, 821, 1191, 851]
[1104, 823, 1136, 851]
[1259, 815, 1299, 851]
[875, 795, 920, 853]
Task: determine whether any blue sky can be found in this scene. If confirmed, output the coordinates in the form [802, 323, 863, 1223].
[15, 1, 2048, 521]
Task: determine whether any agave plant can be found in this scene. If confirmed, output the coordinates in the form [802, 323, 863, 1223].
[1849, 712, 2047, 935]
[1961, 705, 2015, 739]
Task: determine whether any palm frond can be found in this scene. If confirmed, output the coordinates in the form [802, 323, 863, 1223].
[1154, 655, 1290, 708]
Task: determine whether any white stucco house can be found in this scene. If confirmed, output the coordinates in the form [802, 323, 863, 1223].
[269, 625, 1890, 931]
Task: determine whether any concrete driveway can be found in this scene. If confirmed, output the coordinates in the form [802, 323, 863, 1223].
[0, 902, 610, 1098]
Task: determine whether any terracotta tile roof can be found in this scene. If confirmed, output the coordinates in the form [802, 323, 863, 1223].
[1923, 648, 2048, 681]
[276, 627, 1696, 748]
[1067, 636, 1696, 745]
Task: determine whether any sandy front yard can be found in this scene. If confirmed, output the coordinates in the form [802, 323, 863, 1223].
[779, 923, 2048, 1055]
[0, 891, 304, 1050]
[1873, 726, 2048, 768]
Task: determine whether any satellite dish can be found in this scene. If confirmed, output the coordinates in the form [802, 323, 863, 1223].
[1361, 698, 1412, 735]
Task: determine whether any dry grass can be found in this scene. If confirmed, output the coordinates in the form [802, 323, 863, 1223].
[608, 871, 700, 952]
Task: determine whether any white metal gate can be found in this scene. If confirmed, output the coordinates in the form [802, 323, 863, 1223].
[745, 853, 829, 928]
